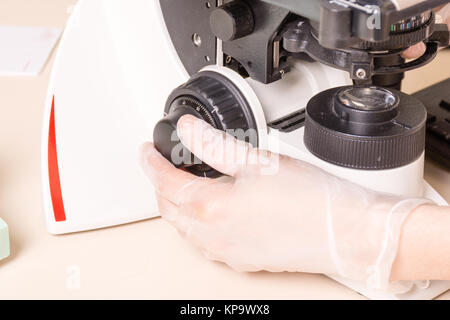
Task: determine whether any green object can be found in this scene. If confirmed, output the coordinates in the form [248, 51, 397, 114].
[0, 218, 9, 261]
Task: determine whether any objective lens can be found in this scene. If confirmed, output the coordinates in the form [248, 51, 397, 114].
[337, 86, 398, 111]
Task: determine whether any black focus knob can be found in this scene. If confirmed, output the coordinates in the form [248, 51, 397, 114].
[153, 71, 258, 177]
[210, 1, 254, 42]
[153, 97, 210, 172]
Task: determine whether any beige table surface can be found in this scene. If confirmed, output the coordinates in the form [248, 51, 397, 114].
[0, 0, 449, 300]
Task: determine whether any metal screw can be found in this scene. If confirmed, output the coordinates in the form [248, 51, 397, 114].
[192, 33, 202, 47]
[355, 68, 367, 79]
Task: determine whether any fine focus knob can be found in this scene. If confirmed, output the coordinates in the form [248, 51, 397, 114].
[153, 70, 258, 177]
[152, 97, 210, 172]
[210, 1, 254, 42]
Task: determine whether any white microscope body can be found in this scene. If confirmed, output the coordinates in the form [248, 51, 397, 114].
[41, 0, 449, 299]
[0, 218, 9, 263]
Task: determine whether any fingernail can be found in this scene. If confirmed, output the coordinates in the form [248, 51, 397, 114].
[177, 115, 198, 142]
[140, 144, 158, 178]
[140, 142, 153, 157]
[416, 42, 426, 55]
[143, 144, 164, 165]
[176, 122, 184, 141]
[178, 114, 196, 130]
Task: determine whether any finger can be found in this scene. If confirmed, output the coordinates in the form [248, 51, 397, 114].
[401, 42, 426, 59]
[177, 115, 271, 177]
[437, 4, 450, 24]
[157, 191, 215, 223]
[156, 195, 178, 220]
[156, 196, 194, 236]
[436, 5, 450, 46]
[156, 196, 194, 240]
[157, 194, 218, 248]
[141, 142, 208, 204]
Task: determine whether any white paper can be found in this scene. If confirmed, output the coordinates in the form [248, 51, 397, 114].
[0, 26, 62, 76]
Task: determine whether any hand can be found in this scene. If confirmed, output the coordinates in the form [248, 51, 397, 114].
[141, 115, 430, 292]
[402, 4, 450, 59]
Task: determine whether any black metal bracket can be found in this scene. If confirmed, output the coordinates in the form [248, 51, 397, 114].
[282, 19, 444, 81]
[159, 0, 218, 76]
[220, 0, 291, 84]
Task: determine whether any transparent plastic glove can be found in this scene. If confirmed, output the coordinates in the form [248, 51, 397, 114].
[141, 115, 431, 292]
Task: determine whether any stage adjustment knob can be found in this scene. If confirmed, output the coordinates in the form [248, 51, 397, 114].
[153, 70, 258, 177]
[210, 1, 254, 42]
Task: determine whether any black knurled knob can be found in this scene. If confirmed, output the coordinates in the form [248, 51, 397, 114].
[154, 71, 258, 177]
[210, 1, 254, 42]
[304, 86, 427, 170]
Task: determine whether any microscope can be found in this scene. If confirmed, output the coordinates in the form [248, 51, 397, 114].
[41, 0, 450, 299]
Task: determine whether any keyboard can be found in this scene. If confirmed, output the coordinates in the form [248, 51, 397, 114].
[412, 78, 450, 169]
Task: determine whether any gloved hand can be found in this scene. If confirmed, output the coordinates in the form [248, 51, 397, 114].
[402, 4, 450, 59]
[141, 115, 431, 292]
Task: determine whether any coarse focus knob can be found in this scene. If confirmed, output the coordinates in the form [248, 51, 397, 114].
[152, 98, 207, 171]
[210, 1, 254, 42]
[153, 71, 258, 177]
